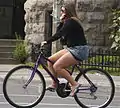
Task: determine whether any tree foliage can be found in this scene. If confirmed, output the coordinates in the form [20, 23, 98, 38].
[110, 9, 120, 50]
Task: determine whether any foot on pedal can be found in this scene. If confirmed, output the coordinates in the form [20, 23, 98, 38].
[46, 85, 56, 92]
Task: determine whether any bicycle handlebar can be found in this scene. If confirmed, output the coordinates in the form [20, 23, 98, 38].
[31, 43, 47, 55]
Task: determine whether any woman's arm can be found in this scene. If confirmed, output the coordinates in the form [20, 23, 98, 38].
[46, 19, 71, 44]
[56, 22, 63, 32]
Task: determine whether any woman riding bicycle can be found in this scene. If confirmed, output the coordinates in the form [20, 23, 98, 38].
[42, 2, 89, 96]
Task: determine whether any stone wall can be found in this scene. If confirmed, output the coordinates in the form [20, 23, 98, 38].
[24, 0, 53, 55]
[24, 0, 119, 54]
[24, 0, 53, 44]
[76, 0, 117, 50]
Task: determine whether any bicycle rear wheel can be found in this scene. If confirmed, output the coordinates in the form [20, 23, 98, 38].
[3, 65, 46, 108]
[74, 68, 115, 108]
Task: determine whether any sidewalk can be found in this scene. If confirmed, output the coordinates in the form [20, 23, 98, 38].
[0, 64, 120, 87]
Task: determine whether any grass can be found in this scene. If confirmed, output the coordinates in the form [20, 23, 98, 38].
[81, 65, 120, 76]
[25, 62, 44, 69]
[88, 55, 120, 66]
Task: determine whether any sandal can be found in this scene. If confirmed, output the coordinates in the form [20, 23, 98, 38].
[70, 84, 81, 97]
[46, 84, 56, 92]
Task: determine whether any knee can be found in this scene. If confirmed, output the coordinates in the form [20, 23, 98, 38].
[53, 64, 62, 72]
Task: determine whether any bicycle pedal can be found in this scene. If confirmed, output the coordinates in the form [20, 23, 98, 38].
[64, 89, 71, 92]
[46, 87, 56, 92]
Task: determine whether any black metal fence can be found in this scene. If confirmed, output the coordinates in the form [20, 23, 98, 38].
[81, 48, 120, 75]
[31, 43, 120, 75]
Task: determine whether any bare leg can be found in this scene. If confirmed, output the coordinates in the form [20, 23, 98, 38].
[53, 52, 79, 86]
[53, 52, 80, 96]
[47, 49, 68, 85]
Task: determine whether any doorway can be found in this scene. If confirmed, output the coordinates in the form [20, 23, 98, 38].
[44, 10, 53, 57]
[12, 0, 26, 39]
[0, 0, 14, 39]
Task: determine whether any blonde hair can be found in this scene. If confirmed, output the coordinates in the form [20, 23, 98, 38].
[63, 2, 78, 18]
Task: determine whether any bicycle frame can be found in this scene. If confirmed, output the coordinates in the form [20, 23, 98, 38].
[23, 52, 59, 87]
[24, 48, 96, 89]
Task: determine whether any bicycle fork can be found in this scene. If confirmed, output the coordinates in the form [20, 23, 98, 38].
[23, 55, 41, 89]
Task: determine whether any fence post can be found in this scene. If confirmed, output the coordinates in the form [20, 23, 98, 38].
[99, 49, 104, 69]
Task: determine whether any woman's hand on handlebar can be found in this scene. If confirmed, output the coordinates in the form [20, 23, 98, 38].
[41, 41, 47, 47]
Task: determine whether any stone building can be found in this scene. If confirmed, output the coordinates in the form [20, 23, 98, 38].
[24, 0, 120, 55]
[0, 0, 119, 64]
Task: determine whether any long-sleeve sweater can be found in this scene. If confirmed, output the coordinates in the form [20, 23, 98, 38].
[46, 18, 87, 47]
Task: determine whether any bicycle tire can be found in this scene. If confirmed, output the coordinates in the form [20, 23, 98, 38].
[3, 65, 46, 108]
[74, 68, 115, 108]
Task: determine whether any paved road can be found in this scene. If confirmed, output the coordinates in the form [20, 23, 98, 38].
[0, 86, 120, 108]
[0, 68, 120, 107]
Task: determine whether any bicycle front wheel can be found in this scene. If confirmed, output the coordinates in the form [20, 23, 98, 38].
[74, 68, 115, 108]
[3, 65, 46, 108]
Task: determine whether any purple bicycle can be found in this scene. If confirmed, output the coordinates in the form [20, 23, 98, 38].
[3, 43, 115, 108]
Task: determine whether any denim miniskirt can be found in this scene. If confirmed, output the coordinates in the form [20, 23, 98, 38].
[67, 45, 89, 61]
